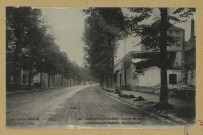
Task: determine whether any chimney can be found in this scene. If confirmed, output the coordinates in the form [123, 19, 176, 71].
[191, 19, 195, 39]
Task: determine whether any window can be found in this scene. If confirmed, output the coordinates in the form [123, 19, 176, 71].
[23, 74, 26, 84]
[175, 37, 180, 42]
[176, 31, 180, 35]
[10, 76, 13, 81]
[176, 44, 180, 46]
[135, 66, 144, 74]
[169, 74, 177, 84]
[191, 71, 194, 79]
[23, 74, 27, 84]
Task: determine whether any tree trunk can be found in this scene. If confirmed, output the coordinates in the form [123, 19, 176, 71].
[40, 71, 43, 88]
[108, 76, 111, 88]
[54, 74, 56, 88]
[100, 76, 102, 87]
[159, 8, 168, 107]
[48, 73, 50, 88]
[14, 35, 21, 90]
[28, 66, 32, 89]
[111, 56, 114, 89]
[124, 39, 127, 88]
[61, 76, 63, 86]
[108, 36, 114, 89]
[106, 75, 109, 88]
[100, 75, 105, 88]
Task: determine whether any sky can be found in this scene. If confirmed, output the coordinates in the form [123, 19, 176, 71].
[40, 7, 195, 66]
[41, 7, 87, 66]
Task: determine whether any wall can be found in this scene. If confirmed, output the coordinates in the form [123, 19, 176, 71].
[42, 73, 49, 88]
[33, 73, 72, 88]
[126, 67, 133, 87]
[8, 68, 79, 90]
[33, 72, 49, 88]
[115, 70, 122, 88]
[167, 29, 184, 51]
[54, 74, 60, 87]
[33, 73, 40, 83]
[184, 20, 196, 88]
[49, 74, 55, 88]
[187, 69, 196, 87]
[114, 61, 122, 73]
[20, 69, 29, 86]
[141, 28, 184, 52]
[129, 66, 160, 88]
[140, 29, 184, 70]
[114, 60, 123, 88]
[173, 51, 182, 68]
[127, 66, 182, 90]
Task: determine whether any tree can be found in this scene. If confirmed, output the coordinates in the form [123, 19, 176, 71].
[83, 15, 109, 87]
[7, 7, 88, 90]
[126, 8, 195, 109]
[78, 67, 94, 82]
[6, 7, 45, 89]
[83, 8, 128, 88]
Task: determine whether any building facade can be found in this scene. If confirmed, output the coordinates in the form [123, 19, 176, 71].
[114, 25, 191, 94]
[184, 20, 196, 87]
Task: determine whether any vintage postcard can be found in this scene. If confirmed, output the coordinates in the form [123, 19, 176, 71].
[0, 0, 202, 135]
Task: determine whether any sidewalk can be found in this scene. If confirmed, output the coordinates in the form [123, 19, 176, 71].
[6, 85, 78, 96]
[123, 90, 194, 108]
[6, 89, 43, 96]
[104, 89, 195, 124]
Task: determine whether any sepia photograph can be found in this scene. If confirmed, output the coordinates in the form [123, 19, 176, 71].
[6, 7, 196, 129]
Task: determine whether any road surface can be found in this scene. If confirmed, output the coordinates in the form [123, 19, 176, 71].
[6, 85, 172, 129]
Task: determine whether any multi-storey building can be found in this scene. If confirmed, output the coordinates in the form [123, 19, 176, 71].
[114, 25, 187, 94]
[184, 20, 196, 87]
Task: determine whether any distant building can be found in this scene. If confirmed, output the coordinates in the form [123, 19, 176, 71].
[33, 73, 75, 88]
[6, 64, 30, 90]
[7, 65, 75, 90]
[184, 20, 196, 87]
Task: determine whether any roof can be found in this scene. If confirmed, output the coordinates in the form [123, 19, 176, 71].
[114, 50, 176, 70]
[133, 58, 160, 68]
[169, 26, 184, 31]
[131, 51, 160, 58]
[127, 51, 176, 68]
[130, 51, 176, 59]
[132, 58, 149, 64]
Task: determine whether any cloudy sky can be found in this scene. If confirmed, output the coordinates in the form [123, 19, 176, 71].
[40, 7, 195, 66]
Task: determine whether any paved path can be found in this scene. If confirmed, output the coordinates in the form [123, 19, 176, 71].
[7, 85, 172, 129]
